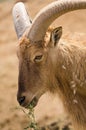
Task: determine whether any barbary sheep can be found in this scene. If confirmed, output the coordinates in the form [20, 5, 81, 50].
[12, 0, 86, 130]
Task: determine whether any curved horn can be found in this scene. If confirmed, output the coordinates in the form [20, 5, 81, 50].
[12, 2, 32, 39]
[28, 0, 86, 42]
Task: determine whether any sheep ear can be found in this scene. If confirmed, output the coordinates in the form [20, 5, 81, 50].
[50, 26, 62, 47]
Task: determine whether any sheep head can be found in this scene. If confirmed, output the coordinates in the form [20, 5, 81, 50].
[16, 26, 62, 108]
[12, 0, 86, 108]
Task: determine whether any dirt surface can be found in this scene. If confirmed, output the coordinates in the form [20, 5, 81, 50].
[0, 0, 86, 130]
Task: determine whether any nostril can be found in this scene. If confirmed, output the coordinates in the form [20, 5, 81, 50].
[18, 96, 25, 105]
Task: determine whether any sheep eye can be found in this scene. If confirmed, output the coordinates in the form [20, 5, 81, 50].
[34, 55, 43, 62]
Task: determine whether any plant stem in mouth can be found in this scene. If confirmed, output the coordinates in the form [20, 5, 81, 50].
[24, 104, 40, 130]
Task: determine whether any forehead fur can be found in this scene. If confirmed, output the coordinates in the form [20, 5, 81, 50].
[19, 36, 30, 46]
[18, 36, 45, 57]
[18, 26, 54, 52]
[18, 36, 30, 55]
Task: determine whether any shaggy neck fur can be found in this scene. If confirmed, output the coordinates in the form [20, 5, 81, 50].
[49, 43, 86, 130]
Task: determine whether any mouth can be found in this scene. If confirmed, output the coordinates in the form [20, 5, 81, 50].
[25, 96, 38, 109]
[18, 91, 45, 109]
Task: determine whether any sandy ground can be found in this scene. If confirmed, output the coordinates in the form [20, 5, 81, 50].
[0, 0, 86, 130]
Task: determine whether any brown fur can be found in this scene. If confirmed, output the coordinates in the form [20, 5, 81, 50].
[52, 43, 86, 130]
[17, 28, 86, 130]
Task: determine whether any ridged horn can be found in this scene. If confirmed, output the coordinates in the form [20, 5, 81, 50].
[12, 2, 32, 39]
[27, 0, 86, 42]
